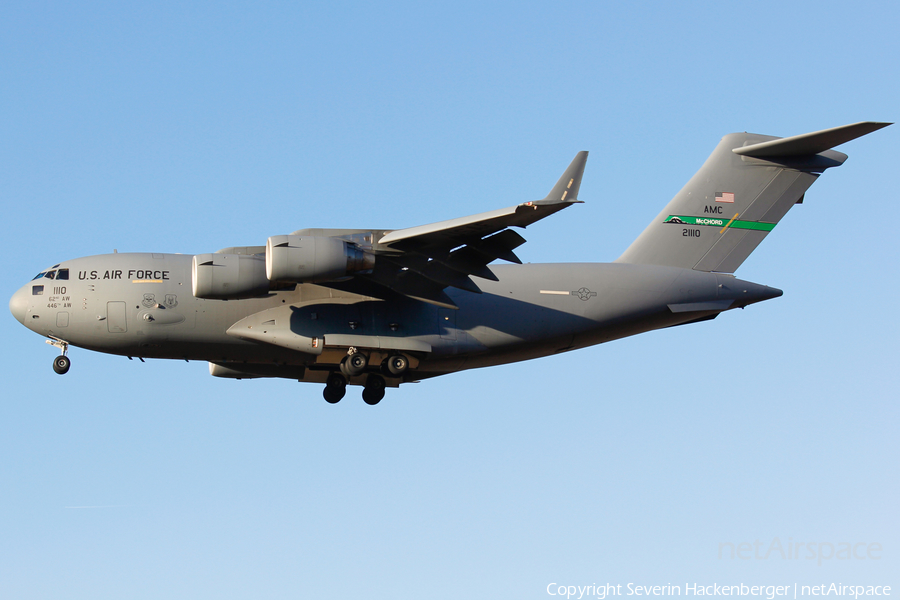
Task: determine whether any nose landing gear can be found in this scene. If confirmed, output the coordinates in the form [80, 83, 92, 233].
[47, 336, 70, 375]
[53, 355, 71, 375]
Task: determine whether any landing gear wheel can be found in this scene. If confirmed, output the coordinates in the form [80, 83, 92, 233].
[53, 355, 71, 375]
[323, 373, 347, 404]
[362, 374, 386, 405]
[385, 354, 409, 376]
[340, 351, 368, 377]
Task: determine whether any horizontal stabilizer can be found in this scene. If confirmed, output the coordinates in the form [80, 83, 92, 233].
[733, 122, 891, 158]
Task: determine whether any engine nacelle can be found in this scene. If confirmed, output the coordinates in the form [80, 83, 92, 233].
[266, 235, 374, 283]
[192, 253, 271, 299]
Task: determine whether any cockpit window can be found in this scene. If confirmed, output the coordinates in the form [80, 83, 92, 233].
[31, 267, 67, 280]
[31, 268, 67, 280]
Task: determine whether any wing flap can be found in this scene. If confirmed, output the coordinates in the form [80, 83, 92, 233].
[470, 229, 526, 264]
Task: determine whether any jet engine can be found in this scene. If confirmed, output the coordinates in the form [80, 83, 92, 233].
[192, 253, 271, 299]
[266, 235, 374, 283]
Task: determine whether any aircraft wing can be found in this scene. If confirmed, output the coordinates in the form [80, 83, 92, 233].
[345, 151, 588, 308]
[378, 150, 587, 251]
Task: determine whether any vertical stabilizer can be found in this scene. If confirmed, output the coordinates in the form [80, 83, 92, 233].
[616, 122, 890, 272]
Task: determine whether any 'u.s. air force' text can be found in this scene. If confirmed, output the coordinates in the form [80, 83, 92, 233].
[78, 270, 170, 280]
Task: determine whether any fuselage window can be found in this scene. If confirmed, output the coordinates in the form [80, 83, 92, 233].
[32, 285, 44, 295]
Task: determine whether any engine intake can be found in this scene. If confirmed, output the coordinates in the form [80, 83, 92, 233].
[266, 235, 374, 283]
[192, 253, 271, 299]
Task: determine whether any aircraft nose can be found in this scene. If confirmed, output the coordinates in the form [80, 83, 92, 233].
[9, 286, 29, 324]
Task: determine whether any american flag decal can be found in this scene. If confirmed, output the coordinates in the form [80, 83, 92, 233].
[715, 192, 735, 203]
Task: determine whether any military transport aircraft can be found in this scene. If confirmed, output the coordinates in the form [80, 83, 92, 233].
[9, 122, 890, 404]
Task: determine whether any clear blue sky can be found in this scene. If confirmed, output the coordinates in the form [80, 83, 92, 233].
[1, 2, 897, 598]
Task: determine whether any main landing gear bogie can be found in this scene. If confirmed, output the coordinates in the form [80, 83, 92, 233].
[324, 349, 408, 405]
[321, 371, 386, 406]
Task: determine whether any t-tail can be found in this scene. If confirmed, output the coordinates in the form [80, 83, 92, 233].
[616, 122, 891, 272]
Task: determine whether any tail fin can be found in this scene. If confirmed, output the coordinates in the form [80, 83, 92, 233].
[616, 122, 890, 272]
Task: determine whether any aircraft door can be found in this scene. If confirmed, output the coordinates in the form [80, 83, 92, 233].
[107, 301, 127, 333]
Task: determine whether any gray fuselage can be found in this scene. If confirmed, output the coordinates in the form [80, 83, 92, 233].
[10, 252, 779, 384]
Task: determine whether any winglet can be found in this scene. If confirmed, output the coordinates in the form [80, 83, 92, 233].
[733, 122, 891, 158]
[538, 151, 588, 204]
